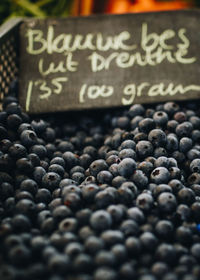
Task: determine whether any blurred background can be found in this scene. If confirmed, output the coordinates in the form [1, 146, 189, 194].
[0, 0, 199, 25]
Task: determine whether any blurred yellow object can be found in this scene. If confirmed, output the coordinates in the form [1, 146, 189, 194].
[129, 0, 191, 12]
[106, 0, 192, 14]
[71, 0, 94, 15]
[106, 0, 131, 13]
[80, 0, 94, 15]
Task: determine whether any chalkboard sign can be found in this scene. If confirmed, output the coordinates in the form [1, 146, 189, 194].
[19, 10, 200, 114]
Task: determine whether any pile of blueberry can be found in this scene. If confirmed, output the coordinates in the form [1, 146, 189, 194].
[1, 88, 200, 280]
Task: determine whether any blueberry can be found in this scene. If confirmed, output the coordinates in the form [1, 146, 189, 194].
[37, 210, 51, 226]
[154, 156, 169, 168]
[118, 185, 135, 204]
[157, 192, 177, 213]
[148, 129, 167, 147]
[71, 171, 85, 184]
[97, 170, 113, 184]
[111, 244, 127, 263]
[136, 141, 153, 159]
[112, 176, 126, 188]
[174, 111, 187, 123]
[163, 102, 179, 115]
[166, 134, 179, 152]
[0, 139, 12, 152]
[12, 214, 31, 233]
[191, 202, 200, 222]
[15, 190, 34, 202]
[48, 254, 70, 275]
[0, 126, 8, 140]
[156, 243, 176, 264]
[50, 157, 65, 168]
[64, 242, 84, 258]
[134, 132, 148, 142]
[84, 236, 105, 255]
[73, 253, 93, 273]
[138, 274, 157, 280]
[30, 144, 47, 159]
[138, 161, 154, 176]
[187, 149, 200, 160]
[192, 130, 200, 142]
[127, 207, 145, 224]
[41, 217, 55, 234]
[155, 220, 174, 239]
[70, 165, 85, 175]
[8, 244, 31, 266]
[120, 140, 136, 150]
[120, 219, 139, 236]
[8, 143, 27, 159]
[95, 250, 116, 267]
[172, 151, 185, 163]
[190, 159, 200, 173]
[63, 151, 79, 169]
[176, 122, 193, 138]
[116, 116, 130, 129]
[4, 234, 22, 250]
[150, 167, 170, 184]
[42, 172, 61, 191]
[136, 193, 154, 211]
[59, 218, 78, 233]
[131, 170, 148, 189]
[128, 104, 145, 118]
[131, 116, 144, 130]
[120, 181, 137, 196]
[76, 209, 92, 226]
[20, 179, 38, 195]
[16, 158, 34, 174]
[20, 130, 37, 147]
[117, 158, 136, 177]
[90, 210, 112, 231]
[125, 236, 141, 256]
[63, 192, 81, 210]
[52, 205, 72, 222]
[28, 153, 40, 167]
[33, 166, 46, 184]
[82, 184, 99, 202]
[169, 167, 181, 180]
[168, 179, 183, 194]
[42, 127, 56, 142]
[4, 91, 200, 277]
[94, 267, 118, 280]
[16, 199, 36, 217]
[151, 262, 169, 278]
[139, 118, 155, 133]
[154, 147, 167, 158]
[109, 163, 119, 177]
[89, 159, 108, 177]
[79, 226, 94, 241]
[191, 243, 200, 261]
[140, 232, 158, 252]
[177, 188, 195, 205]
[145, 108, 155, 118]
[153, 111, 168, 127]
[107, 205, 124, 224]
[167, 120, 178, 132]
[191, 184, 200, 196]
[101, 230, 124, 246]
[0, 182, 14, 200]
[0, 111, 7, 124]
[60, 179, 77, 188]
[175, 226, 192, 245]
[168, 157, 178, 167]
[118, 148, 136, 160]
